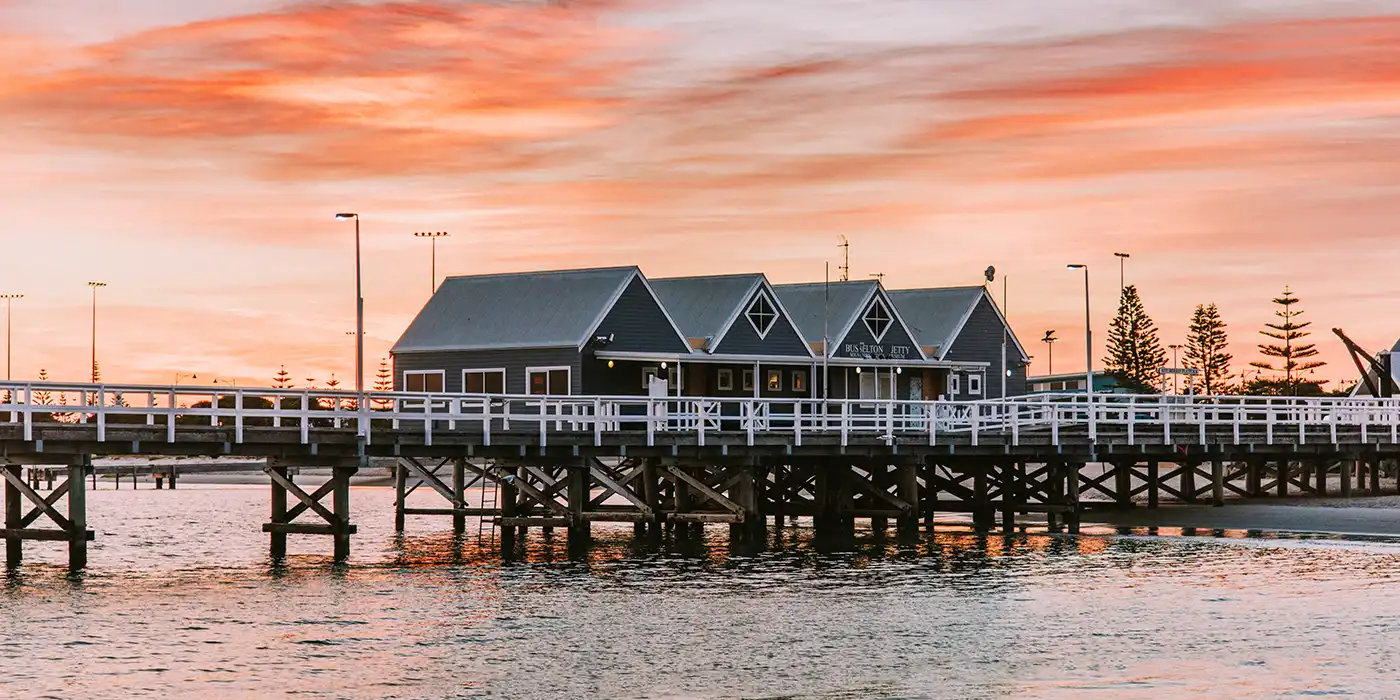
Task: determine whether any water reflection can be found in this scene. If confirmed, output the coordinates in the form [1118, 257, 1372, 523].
[4, 487, 1400, 699]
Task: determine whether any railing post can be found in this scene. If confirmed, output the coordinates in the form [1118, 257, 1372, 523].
[300, 392, 310, 444]
[483, 397, 492, 447]
[928, 401, 937, 446]
[646, 398, 656, 447]
[745, 401, 755, 447]
[792, 401, 801, 447]
[96, 386, 106, 442]
[592, 398, 602, 447]
[840, 402, 848, 447]
[235, 390, 245, 444]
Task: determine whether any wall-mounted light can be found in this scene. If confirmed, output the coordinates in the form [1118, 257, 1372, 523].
[896, 367, 902, 375]
[607, 360, 615, 369]
[854, 367, 862, 374]
[660, 361, 668, 370]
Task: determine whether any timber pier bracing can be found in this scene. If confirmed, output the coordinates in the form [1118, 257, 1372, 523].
[2, 381, 1400, 569]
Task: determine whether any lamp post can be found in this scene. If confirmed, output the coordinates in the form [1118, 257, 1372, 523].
[414, 231, 449, 295]
[335, 214, 366, 448]
[1113, 252, 1130, 292]
[1066, 264, 1094, 437]
[0, 294, 22, 381]
[1168, 343, 1183, 395]
[174, 372, 197, 386]
[1042, 330, 1057, 376]
[87, 282, 106, 382]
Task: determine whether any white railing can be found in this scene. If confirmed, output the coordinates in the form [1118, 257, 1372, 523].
[0, 382, 1397, 449]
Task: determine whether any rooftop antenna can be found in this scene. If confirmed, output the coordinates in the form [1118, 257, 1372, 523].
[837, 235, 850, 282]
[869, 272, 886, 283]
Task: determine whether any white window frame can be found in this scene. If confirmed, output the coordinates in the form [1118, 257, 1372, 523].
[791, 370, 807, 393]
[765, 369, 783, 392]
[949, 373, 961, 396]
[968, 373, 983, 396]
[402, 369, 445, 393]
[525, 365, 572, 396]
[462, 368, 506, 394]
[863, 297, 893, 342]
[742, 369, 755, 392]
[667, 365, 684, 391]
[745, 290, 778, 339]
[717, 368, 734, 391]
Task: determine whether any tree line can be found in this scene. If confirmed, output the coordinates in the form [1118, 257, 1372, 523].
[1100, 285, 1338, 396]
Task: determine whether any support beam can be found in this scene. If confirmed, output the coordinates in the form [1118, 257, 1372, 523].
[4, 464, 20, 566]
[393, 460, 406, 532]
[896, 462, 919, 536]
[452, 458, 466, 535]
[68, 460, 88, 571]
[1146, 460, 1160, 509]
[270, 464, 288, 558]
[1211, 455, 1224, 507]
[567, 463, 591, 547]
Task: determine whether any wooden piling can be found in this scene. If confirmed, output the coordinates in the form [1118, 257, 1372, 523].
[771, 464, 785, 528]
[870, 464, 889, 535]
[1315, 458, 1327, 496]
[499, 464, 518, 551]
[1277, 460, 1288, 497]
[1000, 462, 1017, 534]
[332, 466, 352, 562]
[896, 462, 919, 536]
[1146, 460, 1160, 509]
[168, 466, 177, 490]
[972, 465, 990, 532]
[1114, 461, 1132, 507]
[1181, 459, 1197, 503]
[68, 460, 88, 571]
[1211, 455, 1224, 507]
[1340, 457, 1353, 498]
[567, 463, 590, 547]
[1065, 462, 1082, 534]
[1246, 456, 1261, 497]
[451, 458, 466, 535]
[4, 464, 20, 566]
[393, 460, 406, 532]
[1372, 455, 1382, 495]
[269, 464, 288, 559]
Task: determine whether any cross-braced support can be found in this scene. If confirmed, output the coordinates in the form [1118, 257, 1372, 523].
[394, 457, 487, 534]
[263, 461, 357, 561]
[2, 458, 94, 570]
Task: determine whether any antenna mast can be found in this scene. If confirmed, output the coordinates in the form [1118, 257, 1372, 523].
[837, 236, 850, 282]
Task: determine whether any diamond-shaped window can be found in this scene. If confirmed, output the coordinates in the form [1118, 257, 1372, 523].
[746, 292, 777, 338]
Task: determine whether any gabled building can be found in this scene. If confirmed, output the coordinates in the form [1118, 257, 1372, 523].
[391, 266, 691, 395]
[888, 286, 1030, 399]
[648, 273, 817, 398]
[773, 280, 976, 401]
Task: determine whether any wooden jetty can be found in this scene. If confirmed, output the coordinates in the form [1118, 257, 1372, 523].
[2, 381, 1399, 569]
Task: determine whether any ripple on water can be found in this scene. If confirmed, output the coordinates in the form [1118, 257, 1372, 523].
[3, 486, 1400, 699]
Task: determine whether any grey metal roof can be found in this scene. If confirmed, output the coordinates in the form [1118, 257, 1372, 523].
[771, 280, 878, 344]
[391, 266, 639, 352]
[887, 287, 985, 357]
[650, 274, 763, 341]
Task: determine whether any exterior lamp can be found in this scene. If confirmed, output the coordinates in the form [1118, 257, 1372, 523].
[607, 360, 614, 368]
[660, 361, 667, 370]
[895, 367, 902, 374]
[854, 367, 862, 374]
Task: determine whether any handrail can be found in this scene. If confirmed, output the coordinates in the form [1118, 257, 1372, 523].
[0, 381, 1396, 448]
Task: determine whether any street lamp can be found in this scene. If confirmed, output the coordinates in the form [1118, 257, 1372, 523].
[335, 214, 367, 449]
[1168, 343, 1183, 395]
[0, 294, 22, 381]
[414, 231, 449, 295]
[174, 372, 198, 386]
[1113, 252, 1130, 292]
[1066, 264, 1094, 437]
[1041, 330, 1057, 376]
[87, 282, 106, 383]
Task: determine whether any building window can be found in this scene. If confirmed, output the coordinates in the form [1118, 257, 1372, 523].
[968, 374, 982, 396]
[792, 370, 807, 393]
[717, 368, 734, 391]
[863, 297, 892, 342]
[527, 366, 570, 395]
[742, 369, 755, 392]
[1050, 381, 1064, 391]
[463, 369, 505, 394]
[858, 369, 892, 400]
[403, 370, 444, 393]
[745, 291, 778, 338]
[667, 365, 684, 391]
[949, 373, 961, 395]
[766, 369, 782, 392]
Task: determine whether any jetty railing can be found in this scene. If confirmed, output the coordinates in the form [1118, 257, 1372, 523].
[0, 382, 1397, 448]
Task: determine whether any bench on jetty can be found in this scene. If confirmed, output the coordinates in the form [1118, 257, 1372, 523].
[2, 381, 1398, 570]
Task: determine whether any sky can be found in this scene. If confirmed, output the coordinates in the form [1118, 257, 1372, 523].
[2, 0, 1399, 388]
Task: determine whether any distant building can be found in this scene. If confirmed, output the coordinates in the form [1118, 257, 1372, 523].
[1026, 371, 1132, 394]
[391, 266, 1032, 401]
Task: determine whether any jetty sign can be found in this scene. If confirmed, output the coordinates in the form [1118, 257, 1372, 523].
[1157, 367, 1200, 376]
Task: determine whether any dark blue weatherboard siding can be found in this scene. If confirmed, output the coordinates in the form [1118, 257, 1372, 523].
[393, 347, 582, 394]
[833, 293, 921, 362]
[713, 288, 812, 357]
[594, 277, 692, 354]
[942, 296, 1027, 398]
